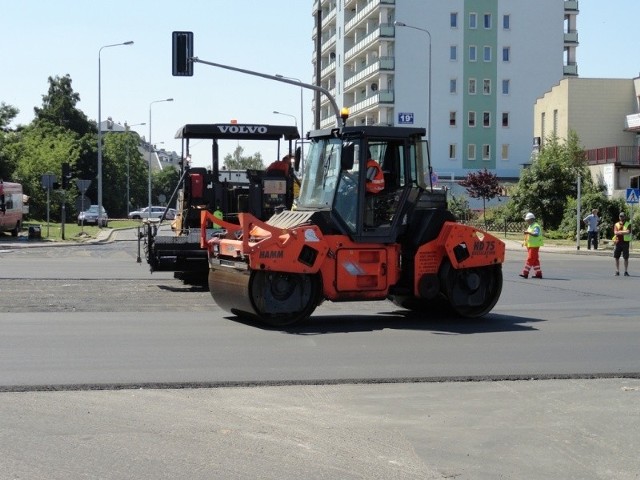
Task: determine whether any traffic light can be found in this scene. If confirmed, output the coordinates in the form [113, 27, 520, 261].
[61, 162, 71, 189]
[172, 31, 194, 76]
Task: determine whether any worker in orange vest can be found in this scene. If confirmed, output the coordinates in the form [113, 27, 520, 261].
[365, 158, 384, 194]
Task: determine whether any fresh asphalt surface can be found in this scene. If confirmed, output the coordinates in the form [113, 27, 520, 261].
[1, 229, 639, 479]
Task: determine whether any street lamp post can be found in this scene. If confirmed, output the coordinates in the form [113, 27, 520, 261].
[273, 110, 297, 127]
[124, 121, 146, 215]
[98, 41, 133, 227]
[394, 21, 432, 149]
[275, 74, 304, 165]
[148, 98, 173, 213]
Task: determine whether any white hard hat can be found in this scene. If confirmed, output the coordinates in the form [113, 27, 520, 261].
[524, 212, 535, 220]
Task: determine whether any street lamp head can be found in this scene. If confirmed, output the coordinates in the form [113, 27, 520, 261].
[394, 21, 407, 27]
[166, 98, 174, 102]
[123, 41, 134, 45]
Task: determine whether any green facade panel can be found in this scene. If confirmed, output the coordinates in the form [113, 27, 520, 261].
[462, 0, 497, 169]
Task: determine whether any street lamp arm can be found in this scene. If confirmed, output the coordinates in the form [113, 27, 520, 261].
[394, 21, 431, 39]
[191, 57, 343, 126]
[394, 20, 432, 152]
[148, 98, 174, 212]
[97, 40, 134, 228]
[273, 110, 297, 126]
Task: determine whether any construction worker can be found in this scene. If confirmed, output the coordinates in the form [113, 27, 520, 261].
[520, 212, 544, 279]
[213, 206, 223, 227]
[365, 158, 384, 194]
[613, 211, 632, 276]
[266, 154, 293, 176]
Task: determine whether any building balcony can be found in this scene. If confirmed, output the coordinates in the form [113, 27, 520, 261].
[564, 30, 579, 44]
[320, 60, 336, 79]
[344, 56, 394, 89]
[563, 62, 578, 76]
[321, 31, 337, 54]
[564, 0, 579, 12]
[625, 113, 640, 132]
[345, 0, 379, 33]
[345, 24, 395, 61]
[585, 146, 640, 165]
[324, 3, 337, 25]
[347, 89, 395, 113]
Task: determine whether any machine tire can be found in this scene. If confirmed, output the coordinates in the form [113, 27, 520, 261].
[390, 294, 452, 316]
[248, 271, 322, 327]
[439, 260, 503, 318]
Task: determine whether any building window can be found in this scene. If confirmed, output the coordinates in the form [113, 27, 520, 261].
[484, 13, 492, 29]
[483, 79, 491, 95]
[468, 111, 476, 127]
[553, 109, 558, 135]
[450, 45, 458, 61]
[482, 144, 491, 160]
[483, 46, 492, 62]
[469, 12, 477, 29]
[503, 47, 510, 62]
[450, 111, 457, 126]
[501, 144, 509, 160]
[468, 144, 476, 160]
[469, 45, 477, 62]
[468, 78, 477, 94]
[483, 111, 491, 127]
[503, 14, 510, 30]
[502, 112, 510, 127]
[502, 79, 510, 95]
[450, 78, 457, 94]
[450, 12, 458, 28]
[449, 144, 457, 160]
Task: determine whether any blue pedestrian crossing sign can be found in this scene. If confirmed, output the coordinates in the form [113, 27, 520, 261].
[626, 188, 640, 204]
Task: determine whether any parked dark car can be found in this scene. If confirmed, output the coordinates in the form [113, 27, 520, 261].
[77, 205, 108, 227]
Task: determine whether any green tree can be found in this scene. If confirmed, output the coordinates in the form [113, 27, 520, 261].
[0, 102, 19, 130]
[102, 131, 148, 217]
[223, 145, 264, 170]
[448, 194, 474, 221]
[9, 75, 99, 219]
[152, 167, 181, 208]
[560, 193, 629, 241]
[459, 168, 502, 227]
[0, 102, 20, 180]
[508, 131, 593, 230]
[34, 75, 94, 136]
[9, 123, 81, 220]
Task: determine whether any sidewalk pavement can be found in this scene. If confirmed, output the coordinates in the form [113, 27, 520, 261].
[0, 227, 117, 249]
[4, 229, 640, 257]
[501, 237, 640, 257]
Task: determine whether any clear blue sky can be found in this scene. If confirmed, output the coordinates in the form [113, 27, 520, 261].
[2, 1, 638, 167]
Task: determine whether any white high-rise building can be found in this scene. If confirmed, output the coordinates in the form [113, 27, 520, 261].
[312, 0, 579, 179]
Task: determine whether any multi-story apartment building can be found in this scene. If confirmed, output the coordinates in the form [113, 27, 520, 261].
[312, 0, 579, 180]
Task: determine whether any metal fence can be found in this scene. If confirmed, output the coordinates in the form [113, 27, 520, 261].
[461, 220, 526, 235]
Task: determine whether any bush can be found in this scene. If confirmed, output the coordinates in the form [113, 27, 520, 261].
[558, 194, 630, 240]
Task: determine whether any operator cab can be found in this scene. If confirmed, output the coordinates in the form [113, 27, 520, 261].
[296, 126, 433, 243]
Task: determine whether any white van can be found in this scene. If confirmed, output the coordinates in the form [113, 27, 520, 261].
[0, 181, 25, 236]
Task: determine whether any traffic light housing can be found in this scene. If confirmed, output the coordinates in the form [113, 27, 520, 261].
[172, 31, 194, 76]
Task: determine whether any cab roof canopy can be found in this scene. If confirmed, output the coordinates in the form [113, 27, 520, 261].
[175, 124, 300, 141]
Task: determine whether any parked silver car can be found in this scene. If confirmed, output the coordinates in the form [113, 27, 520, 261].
[128, 206, 173, 220]
[77, 205, 108, 227]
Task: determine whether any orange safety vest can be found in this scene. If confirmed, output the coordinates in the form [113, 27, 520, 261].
[365, 159, 384, 194]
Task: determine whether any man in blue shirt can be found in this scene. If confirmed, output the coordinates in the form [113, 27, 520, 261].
[583, 208, 599, 250]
